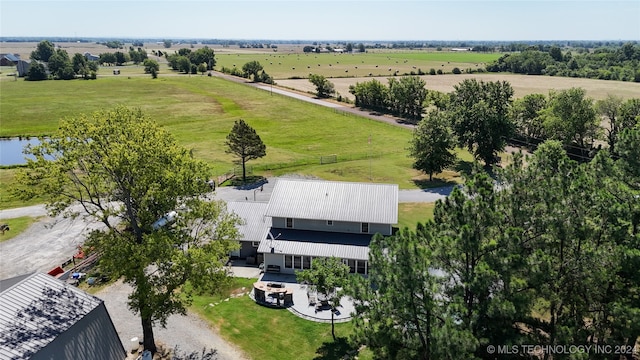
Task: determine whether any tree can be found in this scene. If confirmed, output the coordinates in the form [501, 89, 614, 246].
[409, 109, 456, 181]
[113, 51, 130, 66]
[30, 40, 55, 62]
[17, 106, 241, 354]
[163, 40, 172, 48]
[308, 74, 335, 98]
[349, 79, 388, 111]
[177, 56, 191, 73]
[387, 76, 427, 121]
[510, 93, 547, 141]
[349, 229, 477, 360]
[143, 59, 160, 76]
[242, 61, 263, 81]
[47, 49, 71, 78]
[449, 79, 514, 166]
[596, 94, 624, 153]
[25, 62, 48, 81]
[225, 119, 266, 183]
[345, 43, 353, 53]
[197, 62, 207, 75]
[297, 257, 350, 341]
[303, 46, 314, 53]
[189, 47, 215, 70]
[99, 52, 117, 65]
[543, 87, 599, 153]
[358, 43, 366, 53]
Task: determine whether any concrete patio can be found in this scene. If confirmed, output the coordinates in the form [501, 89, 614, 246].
[251, 272, 355, 323]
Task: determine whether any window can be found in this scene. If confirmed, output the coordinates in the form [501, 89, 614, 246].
[294, 256, 302, 269]
[357, 261, 367, 274]
[327, 220, 333, 226]
[346, 259, 356, 273]
[286, 218, 293, 228]
[285, 255, 293, 268]
[303, 256, 312, 269]
[361, 222, 369, 233]
[251, 241, 260, 247]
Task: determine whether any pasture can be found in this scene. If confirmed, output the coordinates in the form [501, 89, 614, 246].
[278, 73, 640, 101]
[214, 51, 500, 80]
[1, 75, 449, 210]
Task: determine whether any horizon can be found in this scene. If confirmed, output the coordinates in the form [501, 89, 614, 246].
[1, 1, 638, 42]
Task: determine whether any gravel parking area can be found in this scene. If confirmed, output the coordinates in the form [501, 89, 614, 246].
[96, 280, 248, 360]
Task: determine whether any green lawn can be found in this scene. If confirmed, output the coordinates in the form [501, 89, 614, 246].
[191, 278, 372, 360]
[215, 51, 501, 80]
[397, 202, 436, 231]
[0, 168, 46, 209]
[0, 216, 39, 242]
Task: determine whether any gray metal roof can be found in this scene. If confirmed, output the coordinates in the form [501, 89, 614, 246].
[265, 179, 398, 224]
[227, 201, 271, 242]
[0, 273, 102, 360]
[258, 239, 369, 261]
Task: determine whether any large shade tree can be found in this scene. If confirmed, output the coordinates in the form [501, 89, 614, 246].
[449, 79, 514, 166]
[409, 109, 456, 181]
[225, 119, 267, 183]
[17, 106, 241, 354]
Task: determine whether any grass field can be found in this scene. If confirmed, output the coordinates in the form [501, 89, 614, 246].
[1, 74, 465, 209]
[215, 51, 500, 80]
[191, 277, 372, 360]
[0, 216, 38, 242]
[278, 73, 640, 102]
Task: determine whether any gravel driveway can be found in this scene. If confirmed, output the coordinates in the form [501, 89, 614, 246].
[96, 280, 248, 360]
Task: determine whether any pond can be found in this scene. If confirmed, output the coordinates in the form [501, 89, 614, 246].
[0, 138, 41, 166]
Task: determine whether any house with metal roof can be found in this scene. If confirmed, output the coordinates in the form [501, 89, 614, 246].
[0, 54, 20, 66]
[227, 201, 271, 263]
[258, 179, 398, 275]
[0, 273, 125, 360]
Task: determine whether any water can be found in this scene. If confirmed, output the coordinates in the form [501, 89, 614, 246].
[0, 138, 41, 166]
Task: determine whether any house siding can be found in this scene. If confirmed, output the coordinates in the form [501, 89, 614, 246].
[272, 217, 390, 235]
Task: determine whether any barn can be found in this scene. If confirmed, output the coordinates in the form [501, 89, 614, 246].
[0, 273, 125, 360]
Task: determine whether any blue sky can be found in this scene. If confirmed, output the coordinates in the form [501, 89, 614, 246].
[1, 1, 638, 41]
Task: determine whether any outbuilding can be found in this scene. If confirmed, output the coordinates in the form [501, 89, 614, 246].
[0, 273, 125, 360]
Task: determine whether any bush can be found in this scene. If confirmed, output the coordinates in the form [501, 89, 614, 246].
[437, 69, 443, 75]
[429, 68, 436, 75]
[452, 67, 461, 74]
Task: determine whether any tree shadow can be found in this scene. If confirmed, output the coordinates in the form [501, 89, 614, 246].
[313, 337, 359, 360]
[453, 160, 474, 177]
[411, 178, 458, 190]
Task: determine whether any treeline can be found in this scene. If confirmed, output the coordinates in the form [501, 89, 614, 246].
[350, 132, 640, 359]
[407, 80, 640, 181]
[486, 42, 640, 81]
[348, 76, 427, 121]
[26, 40, 98, 80]
[219, 61, 273, 84]
[98, 47, 148, 66]
[165, 47, 216, 74]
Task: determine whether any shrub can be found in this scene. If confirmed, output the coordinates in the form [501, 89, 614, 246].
[429, 68, 436, 75]
[452, 67, 461, 74]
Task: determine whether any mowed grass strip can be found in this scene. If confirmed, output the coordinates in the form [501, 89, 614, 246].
[191, 278, 372, 360]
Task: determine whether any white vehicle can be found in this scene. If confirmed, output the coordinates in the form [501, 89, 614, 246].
[151, 211, 177, 230]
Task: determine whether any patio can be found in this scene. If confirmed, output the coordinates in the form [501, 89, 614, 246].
[250, 272, 355, 323]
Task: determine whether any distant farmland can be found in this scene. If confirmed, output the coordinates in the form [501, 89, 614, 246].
[214, 51, 500, 79]
[277, 73, 640, 101]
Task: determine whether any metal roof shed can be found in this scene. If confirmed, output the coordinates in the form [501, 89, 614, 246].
[265, 179, 398, 224]
[0, 273, 125, 360]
